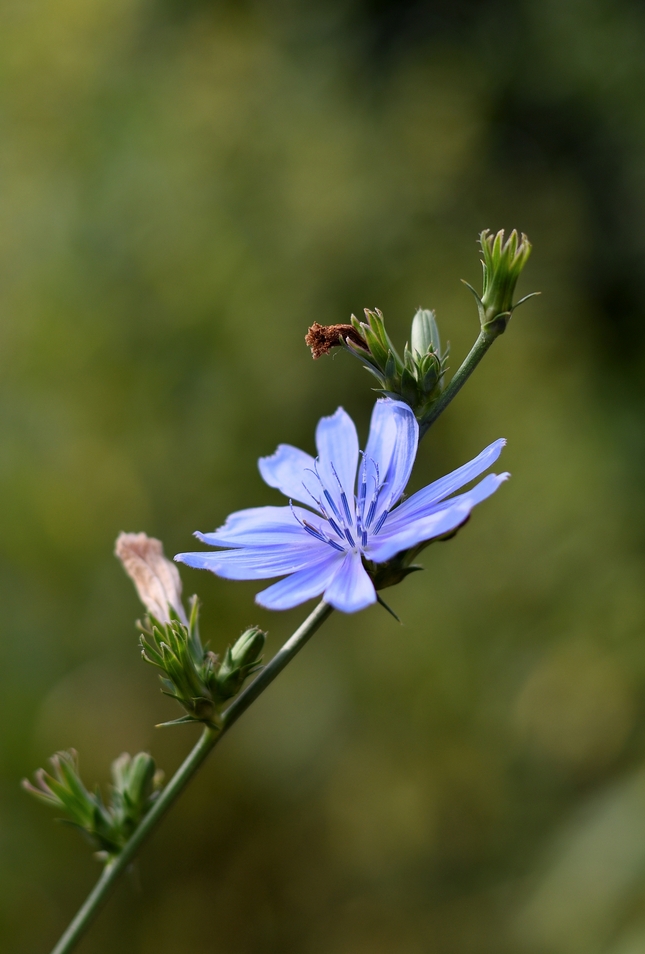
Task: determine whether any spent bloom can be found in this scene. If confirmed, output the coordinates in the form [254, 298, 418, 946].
[115, 532, 188, 625]
[176, 399, 508, 613]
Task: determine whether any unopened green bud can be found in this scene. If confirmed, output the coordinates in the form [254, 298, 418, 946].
[230, 626, 266, 667]
[140, 598, 267, 726]
[216, 627, 266, 701]
[23, 749, 164, 859]
[22, 750, 98, 830]
[311, 307, 449, 419]
[465, 229, 536, 336]
[112, 752, 158, 808]
[410, 308, 441, 357]
[109, 752, 163, 843]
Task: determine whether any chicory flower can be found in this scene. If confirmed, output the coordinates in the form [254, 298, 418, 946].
[176, 399, 508, 613]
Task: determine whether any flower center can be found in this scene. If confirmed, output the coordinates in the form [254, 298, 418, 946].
[293, 456, 391, 553]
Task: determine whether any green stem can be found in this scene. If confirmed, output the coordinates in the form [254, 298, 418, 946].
[222, 600, 334, 731]
[419, 330, 496, 439]
[49, 599, 334, 954]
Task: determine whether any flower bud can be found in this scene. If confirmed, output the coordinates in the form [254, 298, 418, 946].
[410, 308, 441, 356]
[22, 749, 163, 859]
[139, 601, 267, 726]
[22, 750, 98, 829]
[115, 532, 187, 625]
[109, 752, 163, 841]
[311, 307, 449, 420]
[139, 601, 219, 726]
[215, 627, 266, 701]
[465, 229, 536, 336]
[111, 752, 158, 810]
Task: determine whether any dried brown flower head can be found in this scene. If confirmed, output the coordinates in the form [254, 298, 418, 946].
[305, 322, 368, 359]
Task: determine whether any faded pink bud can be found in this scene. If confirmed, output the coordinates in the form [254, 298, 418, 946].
[115, 532, 187, 625]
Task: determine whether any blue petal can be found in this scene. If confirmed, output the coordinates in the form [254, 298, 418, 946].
[196, 505, 325, 547]
[323, 550, 376, 613]
[315, 408, 359, 512]
[258, 444, 317, 507]
[175, 541, 327, 580]
[255, 550, 342, 610]
[363, 399, 418, 520]
[390, 439, 506, 526]
[366, 472, 509, 563]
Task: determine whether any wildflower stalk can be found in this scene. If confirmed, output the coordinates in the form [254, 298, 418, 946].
[48, 599, 334, 954]
[45, 271, 513, 951]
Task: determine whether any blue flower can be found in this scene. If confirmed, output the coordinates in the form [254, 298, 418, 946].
[175, 399, 509, 613]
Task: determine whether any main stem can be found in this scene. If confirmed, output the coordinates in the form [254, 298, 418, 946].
[49, 600, 334, 954]
[419, 330, 496, 439]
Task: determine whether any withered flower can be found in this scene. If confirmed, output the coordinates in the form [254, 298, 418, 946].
[115, 532, 187, 624]
[305, 322, 368, 359]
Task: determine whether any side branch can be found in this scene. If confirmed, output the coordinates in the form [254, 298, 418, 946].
[48, 600, 334, 954]
[419, 331, 495, 438]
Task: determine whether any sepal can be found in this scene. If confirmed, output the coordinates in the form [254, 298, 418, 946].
[362, 515, 470, 590]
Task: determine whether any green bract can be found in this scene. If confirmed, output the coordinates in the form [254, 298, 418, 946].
[22, 750, 163, 859]
[345, 307, 449, 421]
[139, 597, 266, 727]
[463, 229, 537, 336]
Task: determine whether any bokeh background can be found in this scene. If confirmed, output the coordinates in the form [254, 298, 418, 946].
[3, 0, 645, 951]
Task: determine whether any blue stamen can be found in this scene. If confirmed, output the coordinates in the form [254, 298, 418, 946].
[305, 465, 344, 522]
[290, 500, 346, 552]
[323, 488, 342, 522]
[302, 524, 324, 542]
[331, 462, 353, 524]
[372, 510, 389, 534]
[365, 496, 378, 528]
[325, 537, 346, 552]
[344, 528, 356, 547]
[328, 517, 345, 540]
[290, 500, 320, 536]
[358, 473, 367, 506]
[357, 455, 368, 523]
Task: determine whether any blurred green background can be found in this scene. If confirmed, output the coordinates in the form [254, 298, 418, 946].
[4, 0, 645, 951]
